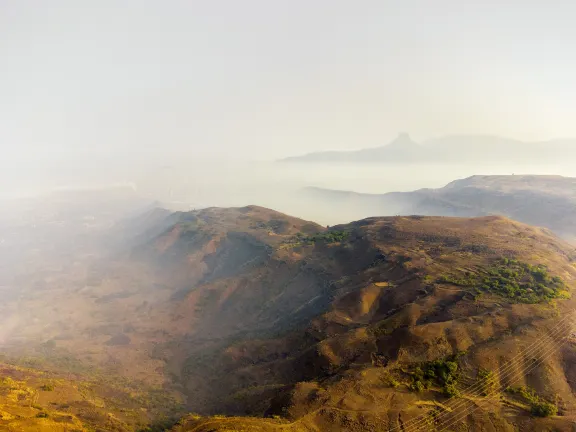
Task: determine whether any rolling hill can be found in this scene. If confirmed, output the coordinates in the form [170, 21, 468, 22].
[302, 175, 576, 242]
[3, 201, 576, 431]
[146, 212, 576, 431]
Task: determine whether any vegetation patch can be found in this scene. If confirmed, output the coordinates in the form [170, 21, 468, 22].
[250, 219, 290, 234]
[506, 385, 558, 417]
[282, 230, 349, 248]
[477, 368, 498, 396]
[407, 353, 464, 398]
[301, 230, 349, 244]
[380, 372, 400, 388]
[437, 258, 569, 303]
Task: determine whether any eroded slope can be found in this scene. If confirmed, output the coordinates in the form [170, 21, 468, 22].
[158, 215, 576, 431]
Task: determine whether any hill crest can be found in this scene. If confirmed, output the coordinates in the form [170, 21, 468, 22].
[301, 174, 576, 241]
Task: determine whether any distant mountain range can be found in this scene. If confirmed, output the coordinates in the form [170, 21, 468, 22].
[280, 133, 576, 163]
[301, 175, 576, 241]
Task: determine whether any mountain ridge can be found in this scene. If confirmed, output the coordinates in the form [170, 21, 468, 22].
[301, 174, 576, 241]
[280, 134, 576, 163]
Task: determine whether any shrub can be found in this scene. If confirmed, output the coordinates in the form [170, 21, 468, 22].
[531, 401, 557, 417]
[382, 374, 400, 388]
[410, 380, 425, 393]
[477, 369, 498, 396]
[443, 383, 460, 398]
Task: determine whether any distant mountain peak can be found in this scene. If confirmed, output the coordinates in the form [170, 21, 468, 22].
[386, 132, 418, 148]
[396, 132, 412, 141]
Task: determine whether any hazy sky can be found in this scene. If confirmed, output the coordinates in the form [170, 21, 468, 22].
[1, 1, 576, 195]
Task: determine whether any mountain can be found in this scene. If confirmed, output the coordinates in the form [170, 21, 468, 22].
[280, 133, 425, 163]
[3, 201, 576, 430]
[117, 208, 576, 430]
[153, 212, 576, 431]
[302, 175, 576, 241]
[280, 134, 576, 163]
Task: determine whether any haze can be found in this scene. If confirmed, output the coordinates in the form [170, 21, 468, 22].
[2, 0, 576, 207]
[6, 3, 576, 430]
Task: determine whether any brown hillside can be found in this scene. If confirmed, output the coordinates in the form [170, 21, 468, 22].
[0, 205, 326, 430]
[157, 214, 576, 431]
[3, 204, 576, 431]
[0, 361, 175, 431]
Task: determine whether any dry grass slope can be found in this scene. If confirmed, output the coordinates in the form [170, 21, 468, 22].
[164, 214, 576, 431]
[4, 204, 576, 432]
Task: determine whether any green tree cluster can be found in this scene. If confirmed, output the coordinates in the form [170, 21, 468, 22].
[409, 354, 462, 398]
[437, 258, 568, 303]
[506, 386, 558, 417]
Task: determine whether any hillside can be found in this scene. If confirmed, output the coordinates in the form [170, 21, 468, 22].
[147, 213, 576, 431]
[3, 202, 576, 431]
[0, 204, 325, 430]
[302, 175, 576, 241]
[0, 360, 182, 431]
[280, 134, 576, 164]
